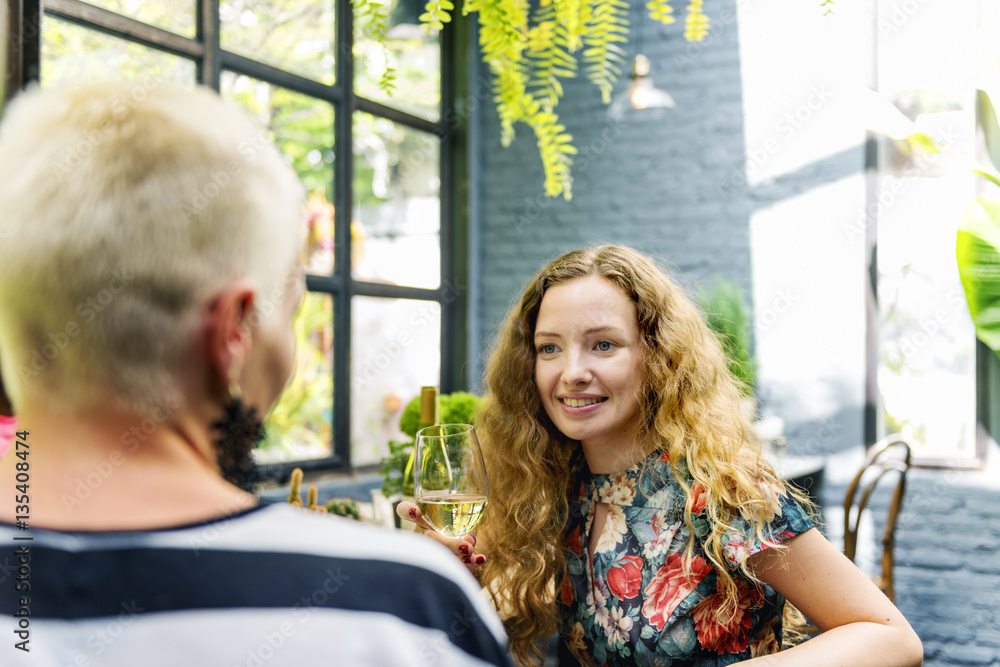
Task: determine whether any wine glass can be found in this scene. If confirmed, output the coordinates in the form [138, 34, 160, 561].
[413, 423, 489, 537]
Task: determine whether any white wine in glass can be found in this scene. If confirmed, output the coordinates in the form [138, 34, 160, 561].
[413, 424, 489, 538]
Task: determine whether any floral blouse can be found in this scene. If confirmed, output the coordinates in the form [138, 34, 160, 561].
[558, 449, 815, 666]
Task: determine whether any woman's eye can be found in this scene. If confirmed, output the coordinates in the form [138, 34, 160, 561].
[596, 340, 614, 352]
[539, 344, 557, 355]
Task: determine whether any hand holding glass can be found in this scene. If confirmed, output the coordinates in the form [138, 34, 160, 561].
[413, 424, 489, 537]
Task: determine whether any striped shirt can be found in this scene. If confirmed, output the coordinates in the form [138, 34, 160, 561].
[0, 503, 513, 667]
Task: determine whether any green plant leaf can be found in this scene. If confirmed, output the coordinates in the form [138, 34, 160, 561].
[978, 89, 1000, 174]
[972, 169, 1000, 191]
[957, 198, 1000, 352]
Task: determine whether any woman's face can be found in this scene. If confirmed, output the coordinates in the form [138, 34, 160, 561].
[533, 274, 644, 453]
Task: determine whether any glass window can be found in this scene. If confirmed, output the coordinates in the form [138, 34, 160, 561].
[83, 0, 197, 38]
[354, 0, 441, 120]
[41, 17, 197, 86]
[353, 113, 441, 288]
[257, 292, 335, 464]
[220, 0, 337, 85]
[874, 0, 981, 466]
[350, 296, 441, 466]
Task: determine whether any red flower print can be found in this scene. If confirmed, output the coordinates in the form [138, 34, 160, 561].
[560, 573, 574, 606]
[659, 450, 671, 464]
[567, 525, 583, 556]
[690, 482, 709, 514]
[607, 554, 643, 600]
[691, 579, 764, 654]
[641, 553, 712, 630]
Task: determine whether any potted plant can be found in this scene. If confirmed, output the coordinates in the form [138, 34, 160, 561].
[379, 391, 481, 518]
[697, 276, 757, 401]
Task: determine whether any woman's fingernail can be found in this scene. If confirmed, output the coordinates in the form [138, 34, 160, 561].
[408, 508, 417, 518]
[458, 544, 469, 555]
[462, 555, 472, 563]
[469, 535, 477, 546]
[474, 555, 486, 565]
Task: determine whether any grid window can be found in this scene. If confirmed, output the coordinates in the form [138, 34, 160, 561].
[7, 0, 458, 479]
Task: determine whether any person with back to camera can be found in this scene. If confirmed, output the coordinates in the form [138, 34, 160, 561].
[0, 81, 514, 667]
[400, 245, 923, 666]
[0, 357, 16, 459]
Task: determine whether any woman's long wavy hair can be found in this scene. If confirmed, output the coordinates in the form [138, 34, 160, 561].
[476, 245, 811, 666]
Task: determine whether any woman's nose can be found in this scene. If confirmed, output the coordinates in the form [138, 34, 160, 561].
[563, 350, 592, 385]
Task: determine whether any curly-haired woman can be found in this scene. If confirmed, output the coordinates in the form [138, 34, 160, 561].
[400, 244, 922, 667]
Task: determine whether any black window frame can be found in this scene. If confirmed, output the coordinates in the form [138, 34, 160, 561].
[3, 0, 471, 481]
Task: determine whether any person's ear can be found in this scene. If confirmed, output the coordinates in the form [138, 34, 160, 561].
[203, 278, 257, 399]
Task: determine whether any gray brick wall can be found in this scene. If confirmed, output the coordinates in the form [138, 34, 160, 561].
[474, 0, 756, 370]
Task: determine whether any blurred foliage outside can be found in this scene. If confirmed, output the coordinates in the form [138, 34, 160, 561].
[38, 0, 444, 464]
[697, 276, 756, 397]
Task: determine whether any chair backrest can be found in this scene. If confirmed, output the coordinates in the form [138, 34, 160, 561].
[842, 434, 913, 603]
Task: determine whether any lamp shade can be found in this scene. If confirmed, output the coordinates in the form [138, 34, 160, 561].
[609, 54, 675, 121]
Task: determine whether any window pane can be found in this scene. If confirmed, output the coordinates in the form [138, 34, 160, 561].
[221, 72, 336, 274]
[875, 0, 979, 465]
[41, 17, 197, 85]
[354, 0, 440, 121]
[221, 0, 336, 85]
[80, 0, 196, 38]
[257, 292, 334, 464]
[353, 113, 440, 288]
[351, 296, 441, 466]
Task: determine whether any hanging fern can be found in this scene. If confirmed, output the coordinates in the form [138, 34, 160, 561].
[420, 0, 455, 31]
[645, 0, 675, 24]
[354, 0, 398, 94]
[553, 0, 587, 51]
[582, 0, 630, 104]
[356, 0, 835, 200]
[683, 0, 709, 41]
[527, 1, 578, 111]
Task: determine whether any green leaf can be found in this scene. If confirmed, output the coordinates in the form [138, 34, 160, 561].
[973, 169, 1000, 191]
[978, 89, 1000, 174]
[957, 198, 1000, 352]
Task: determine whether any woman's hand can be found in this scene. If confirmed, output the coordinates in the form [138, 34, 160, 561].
[396, 500, 487, 574]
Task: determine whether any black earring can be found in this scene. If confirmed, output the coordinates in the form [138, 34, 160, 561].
[211, 382, 264, 491]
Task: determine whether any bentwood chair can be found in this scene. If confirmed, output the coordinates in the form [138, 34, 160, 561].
[842, 434, 913, 603]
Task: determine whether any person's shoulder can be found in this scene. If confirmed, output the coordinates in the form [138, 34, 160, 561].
[225, 503, 475, 578]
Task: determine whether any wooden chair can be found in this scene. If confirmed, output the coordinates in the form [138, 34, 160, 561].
[842, 434, 913, 603]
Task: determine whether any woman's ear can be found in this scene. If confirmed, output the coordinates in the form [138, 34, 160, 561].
[202, 278, 257, 397]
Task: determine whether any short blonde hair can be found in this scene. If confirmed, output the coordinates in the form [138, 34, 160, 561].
[0, 81, 304, 414]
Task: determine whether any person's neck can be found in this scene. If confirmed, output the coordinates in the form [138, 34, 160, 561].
[581, 434, 647, 475]
[0, 399, 256, 531]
